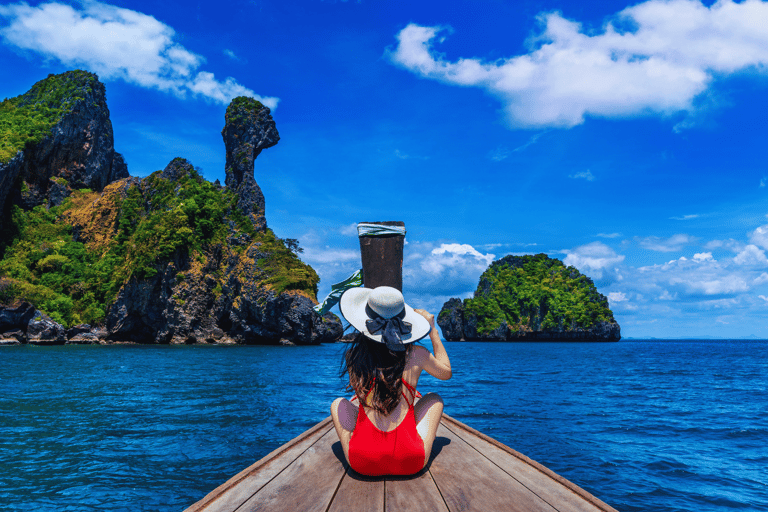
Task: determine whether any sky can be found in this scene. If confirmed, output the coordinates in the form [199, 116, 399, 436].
[2, 0, 768, 338]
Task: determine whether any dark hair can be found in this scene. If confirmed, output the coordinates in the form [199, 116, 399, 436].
[341, 332, 414, 415]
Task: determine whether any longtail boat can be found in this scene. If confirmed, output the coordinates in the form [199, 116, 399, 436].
[186, 222, 618, 511]
[185, 414, 617, 512]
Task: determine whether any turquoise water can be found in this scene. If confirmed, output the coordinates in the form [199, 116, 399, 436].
[1, 340, 766, 511]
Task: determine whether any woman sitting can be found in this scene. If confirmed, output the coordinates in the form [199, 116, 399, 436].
[330, 286, 452, 476]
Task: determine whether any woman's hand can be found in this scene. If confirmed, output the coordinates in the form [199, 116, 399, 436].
[414, 309, 435, 329]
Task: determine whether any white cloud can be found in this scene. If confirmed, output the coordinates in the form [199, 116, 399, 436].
[223, 49, 239, 60]
[733, 244, 768, 265]
[403, 242, 495, 296]
[608, 291, 628, 303]
[754, 272, 768, 285]
[670, 214, 700, 220]
[637, 233, 697, 252]
[597, 232, 622, 238]
[423, 243, 495, 274]
[0, 1, 278, 108]
[563, 241, 625, 280]
[758, 295, 768, 302]
[569, 170, 596, 181]
[704, 238, 743, 252]
[749, 224, 768, 250]
[693, 252, 713, 262]
[671, 275, 749, 295]
[388, 1, 768, 129]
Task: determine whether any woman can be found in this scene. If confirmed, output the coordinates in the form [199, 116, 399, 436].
[330, 286, 452, 476]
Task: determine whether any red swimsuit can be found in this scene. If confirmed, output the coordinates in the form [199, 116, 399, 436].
[348, 380, 425, 476]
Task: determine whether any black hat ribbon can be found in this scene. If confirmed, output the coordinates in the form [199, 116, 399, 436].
[365, 305, 412, 352]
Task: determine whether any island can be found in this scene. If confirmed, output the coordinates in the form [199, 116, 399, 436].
[0, 70, 342, 345]
[437, 254, 621, 341]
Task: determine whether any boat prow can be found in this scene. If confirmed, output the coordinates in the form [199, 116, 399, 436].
[185, 414, 617, 512]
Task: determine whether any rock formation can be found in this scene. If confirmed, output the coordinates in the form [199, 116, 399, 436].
[0, 70, 128, 227]
[438, 254, 621, 341]
[0, 71, 342, 345]
[221, 96, 279, 232]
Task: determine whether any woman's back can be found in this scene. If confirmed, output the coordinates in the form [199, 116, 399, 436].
[331, 286, 452, 476]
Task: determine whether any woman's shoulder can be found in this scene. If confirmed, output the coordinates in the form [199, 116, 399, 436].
[408, 345, 429, 365]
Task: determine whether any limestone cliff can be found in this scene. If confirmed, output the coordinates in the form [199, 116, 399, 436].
[0, 71, 341, 345]
[438, 254, 620, 342]
[0, 70, 128, 226]
[221, 97, 279, 232]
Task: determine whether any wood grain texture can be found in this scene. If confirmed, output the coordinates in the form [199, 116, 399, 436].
[327, 472, 384, 512]
[429, 424, 558, 512]
[185, 419, 333, 512]
[236, 429, 347, 512]
[386, 471, 449, 512]
[441, 415, 618, 512]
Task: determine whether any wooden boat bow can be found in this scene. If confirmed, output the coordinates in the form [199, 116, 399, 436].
[185, 414, 618, 512]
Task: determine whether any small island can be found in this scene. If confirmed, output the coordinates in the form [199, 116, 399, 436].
[438, 254, 620, 341]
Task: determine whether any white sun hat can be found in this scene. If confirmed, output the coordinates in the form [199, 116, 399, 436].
[339, 286, 431, 350]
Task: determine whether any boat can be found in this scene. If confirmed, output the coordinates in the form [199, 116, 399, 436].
[184, 414, 618, 512]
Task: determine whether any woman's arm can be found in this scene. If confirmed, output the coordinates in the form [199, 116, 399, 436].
[414, 309, 452, 380]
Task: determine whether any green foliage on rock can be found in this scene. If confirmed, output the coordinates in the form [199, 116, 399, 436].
[224, 96, 266, 127]
[0, 201, 107, 326]
[0, 158, 319, 327]
[464, 254, 614, 336]
[0, 70, 99, 163]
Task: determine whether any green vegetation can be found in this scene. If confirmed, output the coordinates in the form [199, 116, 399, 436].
[1, 70, 98, 163]
[225, 96, 265, 127]
[0, 158, 319, 326]
[464, 254, 614, 336]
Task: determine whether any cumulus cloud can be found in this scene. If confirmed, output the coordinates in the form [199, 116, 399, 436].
[637, 233, 698, 252]
[733, 244, 768, 265]
[388, 0, 768, 128]
[749, 224, 768, 249]
[404, 242, 495, 296]
[0, 1, 278, 108]
[693, 252, 713, 262]
[563, 241, 625, 280]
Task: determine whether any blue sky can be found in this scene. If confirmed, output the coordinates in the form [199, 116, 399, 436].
[2, 0, 768, 338]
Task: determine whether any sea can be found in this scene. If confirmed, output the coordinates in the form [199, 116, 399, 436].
[1, 340, 766, 511]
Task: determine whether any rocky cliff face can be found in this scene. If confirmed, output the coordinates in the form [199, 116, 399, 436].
[0, 71, 342, 345]
[221, 97, 279, 232]
[437, 254, 621, 342]
[0, 71, 128, 226]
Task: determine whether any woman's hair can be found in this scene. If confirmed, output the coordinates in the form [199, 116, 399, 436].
[341, 332, 414, 415]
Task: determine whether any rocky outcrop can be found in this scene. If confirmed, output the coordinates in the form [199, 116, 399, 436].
[221, 96, 279, 232]
[438, 254, 621, 342]
[437, 298, 465, 341]
[0, 71, 128, 227]
[0, 301, 36, 332]
[27, 311, 67, 345]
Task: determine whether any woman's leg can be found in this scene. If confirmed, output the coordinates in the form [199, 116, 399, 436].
[330, 397, 357, 464]
[413, 392, 444, 468]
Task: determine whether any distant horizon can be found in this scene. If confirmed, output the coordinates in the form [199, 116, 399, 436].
[3, 0, 768, 338]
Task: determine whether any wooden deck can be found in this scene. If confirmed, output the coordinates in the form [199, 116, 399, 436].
[185, 414, 618, 512]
